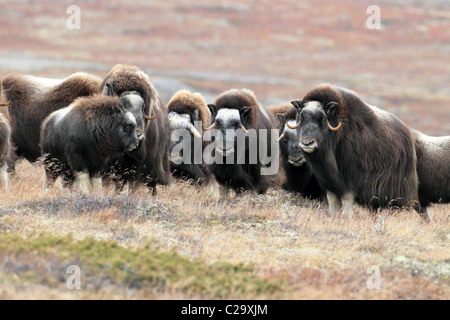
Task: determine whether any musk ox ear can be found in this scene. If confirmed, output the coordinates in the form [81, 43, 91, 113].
[291, 100, 303, 112]
[112, 104, 124, 116]
[239, 106, 252, 125]
[325, 101, 339, 117]
[207, 104, 217, 120]
[277, 114, 286, 129]
[106, 83, 116, 97]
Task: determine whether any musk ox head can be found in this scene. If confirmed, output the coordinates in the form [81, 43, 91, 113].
[113, 108, 140, 152]
[101, 64, 160, 122]
[167, 90, 208, 163]
[289, 99, 342, 154]
[119, 91, 146, 142]
[205, 89, 258, 156]
[83, 96, 141, 153]
[277, 111, 306, 167]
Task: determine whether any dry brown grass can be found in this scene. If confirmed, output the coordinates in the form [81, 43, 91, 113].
[0, 160, 448, 300]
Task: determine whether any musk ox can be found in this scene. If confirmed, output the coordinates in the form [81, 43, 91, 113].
[277, 108, 322, 199]
[167, 90, 213, 184]
[413, 130, 450, 219]
[205, 88, 284, 196]
[290, 84, 419, 216]
[99, 64, 171, 194]
[41, 95, 140, 194]
[2, 73, 102, 167]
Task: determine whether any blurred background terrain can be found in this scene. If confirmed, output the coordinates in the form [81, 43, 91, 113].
[0, 0, 449, 135]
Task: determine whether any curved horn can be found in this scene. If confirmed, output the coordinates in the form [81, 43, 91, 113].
[327, 120, 342, 131]
[189, 124, 202, 139]
[240, 123, 249, 134]
[144, 111, 158, 120]
[286, 121, 299, 130]
[276, 132, 285, 142]
[203, 122, 215, 131]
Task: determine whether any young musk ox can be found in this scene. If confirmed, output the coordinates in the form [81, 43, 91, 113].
[167, 90, 213, 184]
[205, 89, 284, 196]
[41, 95, 140, 194]
[289, 84, 420, 217]
[100, 64, 171, 194]
[2, 73, 102, 168]
[412, 129, 450, 220]
[276, 107, 322, 199]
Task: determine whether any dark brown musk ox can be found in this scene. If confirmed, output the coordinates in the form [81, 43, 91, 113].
[167, 90, 213, 184]
[41, 95, 140, 194]
[412, 129, 450, 220]
[2, 73, 102, 169]
[276, 107, 322, 199]
[289, 84, 420, 217]
[205, 88, 285, 196]
[99, 64, 171, 194]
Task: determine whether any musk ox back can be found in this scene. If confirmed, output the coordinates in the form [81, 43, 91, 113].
[291, 84, 419, 216]
[276, 107, 321, 199]
[41, 95, 140, 194]
[206, 89, 284, 196]
[413, 130, 450, 219]
[100, 64, 171, 194]
[167, 90, 212, 184]
[2, 73, 101, 166]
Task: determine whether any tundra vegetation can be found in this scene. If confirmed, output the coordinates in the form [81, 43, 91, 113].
[0, 160, 448, 299]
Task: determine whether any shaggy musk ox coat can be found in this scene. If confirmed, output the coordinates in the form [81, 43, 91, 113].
[207, 89, 284, 195]
[41, 96, 140, 193]
[2, 73, 102, 167]
[413, 130, 450, 218]
[167, 90, 212, 184]
[276, 107, 321, 199]
[292, 84, 419, 216]
[100, 64, 171, 193]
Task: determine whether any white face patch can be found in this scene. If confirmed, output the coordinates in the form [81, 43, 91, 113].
[124, 111, 137, 126]
[125, 93, 144, 108]
[303, 101, 323, 113]
[216, 108, 240, 124]
[53, 106, 73, 125]
[168, 112, 191, 130]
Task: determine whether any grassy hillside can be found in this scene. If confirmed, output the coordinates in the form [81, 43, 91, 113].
[0, 161, 448, 299]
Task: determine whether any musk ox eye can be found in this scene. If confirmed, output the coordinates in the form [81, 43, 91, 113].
[124, 124, 133, 132]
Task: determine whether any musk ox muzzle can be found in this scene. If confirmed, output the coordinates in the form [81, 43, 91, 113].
[299, 138, 318, 153]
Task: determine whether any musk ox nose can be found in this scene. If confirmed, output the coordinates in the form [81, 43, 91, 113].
[288, 154, 305, 166]
[216, 144, 234, 156]
[299, 138, 318, 153]
[137, 130, 145, 141]
[128, 142, 139, 151]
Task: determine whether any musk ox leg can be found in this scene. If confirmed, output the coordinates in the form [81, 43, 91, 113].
[326, 191, 341, 214]
[419, 205, 433, 223]
[0, 164, 8, 191]
[91, 177, 103, 195]
[342, 193, 355, 217]
[74, 172, 90, 194]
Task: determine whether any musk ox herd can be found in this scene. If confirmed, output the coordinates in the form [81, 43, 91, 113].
[0, 64, 449, 222]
